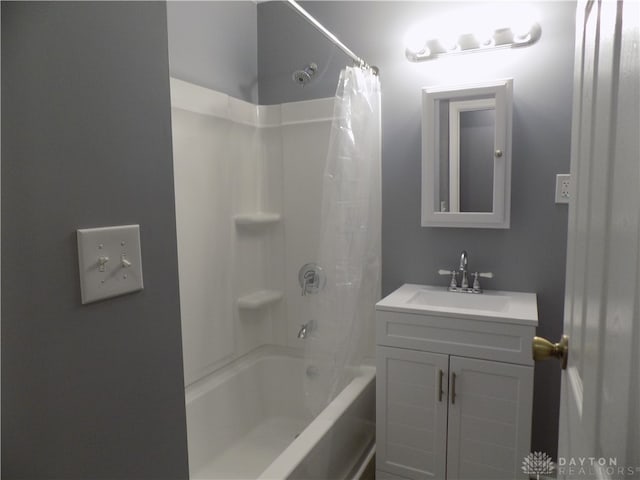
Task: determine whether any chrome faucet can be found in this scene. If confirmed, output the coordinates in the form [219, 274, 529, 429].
[459, 250, 469, 289]
[297, 320, 316, 339]
[438, 250, 494, 294]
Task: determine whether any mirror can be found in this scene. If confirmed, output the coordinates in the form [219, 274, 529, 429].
[422, 79, 513, 228]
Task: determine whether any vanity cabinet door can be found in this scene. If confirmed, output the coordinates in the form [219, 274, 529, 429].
[376, 346, 449, 480]
[446, 356, 533, 480]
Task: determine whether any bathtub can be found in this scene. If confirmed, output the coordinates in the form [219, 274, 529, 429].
[185, 346, 376, 479]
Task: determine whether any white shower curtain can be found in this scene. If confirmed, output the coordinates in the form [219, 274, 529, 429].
[304, 66, 381, 414]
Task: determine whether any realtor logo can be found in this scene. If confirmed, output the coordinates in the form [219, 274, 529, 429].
[522, 451, 556, 479]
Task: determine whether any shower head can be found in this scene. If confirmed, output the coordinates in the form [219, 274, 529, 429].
[292, 63, 318, 86]
[292, 70, 311, 85]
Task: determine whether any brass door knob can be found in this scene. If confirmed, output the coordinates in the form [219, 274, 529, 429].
[532, 335, 569, 370]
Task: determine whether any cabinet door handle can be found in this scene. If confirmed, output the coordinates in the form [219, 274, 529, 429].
[438, 369, 444, 402]
[451, 372, 457, 404]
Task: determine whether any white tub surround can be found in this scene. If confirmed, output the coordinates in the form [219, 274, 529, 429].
[171, 80, 377, 479]
[170, 78, 336, 385]
[185, 346, 375, 480]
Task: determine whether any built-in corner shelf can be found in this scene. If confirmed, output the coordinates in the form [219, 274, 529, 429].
[234, 212, 281, 227]
[237, 290, 284, 310]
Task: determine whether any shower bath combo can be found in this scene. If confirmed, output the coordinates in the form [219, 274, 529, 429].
[170, 1, 382, 478]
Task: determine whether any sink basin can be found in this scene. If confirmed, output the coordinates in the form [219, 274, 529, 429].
[376, 284, 538, 324]
[407, 289, 510, 313]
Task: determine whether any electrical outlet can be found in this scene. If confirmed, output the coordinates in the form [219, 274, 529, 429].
[555, 174, 571, 204]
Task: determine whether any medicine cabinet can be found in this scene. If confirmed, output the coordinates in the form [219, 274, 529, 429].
[421, 79, 513, 228]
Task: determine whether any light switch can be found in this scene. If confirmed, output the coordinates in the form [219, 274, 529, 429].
[77, 225, 144, 304]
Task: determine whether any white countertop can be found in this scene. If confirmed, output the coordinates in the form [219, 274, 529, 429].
[376, 283, 538, 326]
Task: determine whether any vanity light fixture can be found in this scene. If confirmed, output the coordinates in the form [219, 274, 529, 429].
[404, 6, 541, 62]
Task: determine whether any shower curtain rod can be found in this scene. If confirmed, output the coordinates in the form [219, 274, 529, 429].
[285, 0, 378, 74]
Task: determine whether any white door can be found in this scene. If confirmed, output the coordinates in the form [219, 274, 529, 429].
[557, 0, 639, 478]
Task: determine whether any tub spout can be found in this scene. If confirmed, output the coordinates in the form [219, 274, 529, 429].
[297, 320, 316, 339]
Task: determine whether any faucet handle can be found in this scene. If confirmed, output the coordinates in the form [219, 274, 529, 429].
[301, 268, 317, 296]
[439, 269, 458, 289]
[472, 272, 494, 292]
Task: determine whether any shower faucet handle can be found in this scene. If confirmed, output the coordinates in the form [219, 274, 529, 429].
[299, 263, 326, 296]
[301, 270, 316, 296]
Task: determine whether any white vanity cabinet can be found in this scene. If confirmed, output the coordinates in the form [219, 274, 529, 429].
[375, 284, 538, 480]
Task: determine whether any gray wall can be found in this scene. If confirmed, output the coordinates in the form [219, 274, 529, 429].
[258, 1, 576, 458]
[1, 2, 189, 478]
[166, 1, 258, 103]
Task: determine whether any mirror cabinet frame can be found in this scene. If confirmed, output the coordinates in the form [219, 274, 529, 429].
[421, 79, 513, 228]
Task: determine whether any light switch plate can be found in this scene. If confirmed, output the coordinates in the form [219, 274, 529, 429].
[555, 174, 571, 204]
[77, 225, 144, 304]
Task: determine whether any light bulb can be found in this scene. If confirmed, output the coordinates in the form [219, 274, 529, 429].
[510, 5, 539, 39]
[473, 27, 495, 46]
[437, 31, 459, 52]
[404, 26, 427, 54]
[512, 19, 534, 40]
